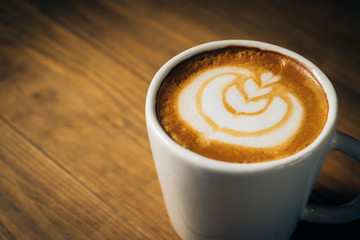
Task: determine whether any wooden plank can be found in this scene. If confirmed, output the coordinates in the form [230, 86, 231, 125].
[0, 1, 177, 237]
[0, 117, 148, 239]
[0, 41, 176, 239]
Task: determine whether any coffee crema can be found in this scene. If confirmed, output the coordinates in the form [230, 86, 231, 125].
[156, 47, 328, 163]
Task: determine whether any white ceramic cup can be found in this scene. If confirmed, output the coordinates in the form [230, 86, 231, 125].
[145, 40, 360, 240]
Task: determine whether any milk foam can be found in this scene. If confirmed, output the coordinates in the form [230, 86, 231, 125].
[178, 67, 303, 147]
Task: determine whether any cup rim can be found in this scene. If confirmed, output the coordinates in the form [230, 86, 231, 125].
[145, 40, 338, 173]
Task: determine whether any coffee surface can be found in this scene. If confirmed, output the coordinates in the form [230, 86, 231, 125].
[156, 47, 328, 163]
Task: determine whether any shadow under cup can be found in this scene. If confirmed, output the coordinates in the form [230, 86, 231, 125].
[145, 40, 359, 240]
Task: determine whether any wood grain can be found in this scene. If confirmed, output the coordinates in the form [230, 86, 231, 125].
[0, 0, 359, 239]
[0, 116, 148, 240]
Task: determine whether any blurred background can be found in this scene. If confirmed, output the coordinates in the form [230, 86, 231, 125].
[0, 0, 359, 239]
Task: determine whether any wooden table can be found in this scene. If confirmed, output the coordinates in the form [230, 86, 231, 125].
[0, 0, 359, 239]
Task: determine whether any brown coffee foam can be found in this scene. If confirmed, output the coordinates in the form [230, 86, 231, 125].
[156, 47, 328, 163]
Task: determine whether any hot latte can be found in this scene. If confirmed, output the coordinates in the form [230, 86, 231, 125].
[156, 46, 328, 163]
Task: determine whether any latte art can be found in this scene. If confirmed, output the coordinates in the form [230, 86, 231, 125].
[178, 67, 303, 147]
[156, 47, 328, 163]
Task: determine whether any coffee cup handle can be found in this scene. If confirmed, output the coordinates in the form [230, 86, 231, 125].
[302, 130, 360, 224]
